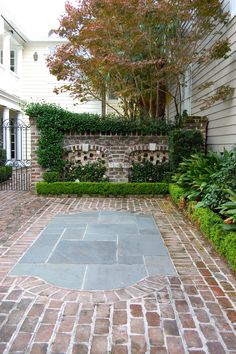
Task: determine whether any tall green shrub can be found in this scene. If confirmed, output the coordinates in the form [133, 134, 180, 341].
[0, 149, 6, 166]
[168, 129, 204, 170]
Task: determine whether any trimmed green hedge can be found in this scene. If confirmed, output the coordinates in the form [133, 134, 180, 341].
[25, 103, 175, 135]
[43, 171, 60, 183]
[169, 184, 185, 206]
[0, 166, 12, 183]
[169, 183, 236, 271]
[36, 182, 169, 196]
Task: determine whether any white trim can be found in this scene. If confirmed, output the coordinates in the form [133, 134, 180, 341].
[230, 0, 236, 18]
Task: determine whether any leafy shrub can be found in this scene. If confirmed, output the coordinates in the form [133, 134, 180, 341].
[201, 147, 236, 208]
[43, 171, 60, 183]
[0, 149, 6, 166]
[169, 183, 236, 271]
[25, 103, 174, 135]
[0, 166, 12, 182]
[173, 147, 236, 210]
[129, 160, 171, 182]
[173, 152, 222, 202]
[63, 160, 108, 182]
[168, 129, 204, 170]
[37, 129, 65, 172]
[36, 182, 169, 196]
[219, 189, 236, 231]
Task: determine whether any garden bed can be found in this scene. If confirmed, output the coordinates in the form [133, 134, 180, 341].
[169, 184, 236, 271]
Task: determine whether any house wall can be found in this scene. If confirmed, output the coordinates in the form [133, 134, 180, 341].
[22, 41, 120, 115]
[167, 0, 236, 152]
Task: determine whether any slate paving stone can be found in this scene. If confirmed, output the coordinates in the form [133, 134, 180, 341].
[118, 234, 168, 256]
[87, 223, 139, 235]
[118, 255, 144, 265]
[10, 264, 86, 289]
[62, 228, 86, 240]
[83, 233, 117, 241]
[144, 256, 177, 276]
[84, 264, 147, 290]
[19, 244, 56, 263]
[48, 240, 117, 264]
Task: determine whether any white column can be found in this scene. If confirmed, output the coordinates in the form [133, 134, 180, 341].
[3, 33, 10, 71]
[16, 46, 23, 78]
[16, 112, 23, 161]
[3, 107, 11, 161]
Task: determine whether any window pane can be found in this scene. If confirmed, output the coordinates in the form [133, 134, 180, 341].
[10, 50, 15, 72]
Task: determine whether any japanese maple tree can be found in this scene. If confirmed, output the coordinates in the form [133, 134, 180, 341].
[47, 0, 230, 119]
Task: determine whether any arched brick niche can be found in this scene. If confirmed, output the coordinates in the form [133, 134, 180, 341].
[128, 143, 168, 164]
[64, 144, 110, 166]
[63, 136, 168, 182]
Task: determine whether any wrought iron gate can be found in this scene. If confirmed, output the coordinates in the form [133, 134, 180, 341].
[0, 119, 31, 191]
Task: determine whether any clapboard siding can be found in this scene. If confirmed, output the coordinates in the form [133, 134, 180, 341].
[168, 1, 236, 152]
[22, 42, 120, 115]
[191, 4, 236, 152]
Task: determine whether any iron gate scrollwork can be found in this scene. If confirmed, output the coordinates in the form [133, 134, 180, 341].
[0, 119, 31, 191]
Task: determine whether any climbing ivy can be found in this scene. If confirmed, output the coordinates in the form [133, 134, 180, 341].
[25, 103, 175, 173]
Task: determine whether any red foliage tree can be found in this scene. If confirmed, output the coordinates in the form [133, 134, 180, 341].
[47, 0, 230, 119]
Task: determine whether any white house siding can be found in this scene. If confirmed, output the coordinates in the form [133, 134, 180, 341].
[167, 1, 236, 152]
[22, 41, 120, 116]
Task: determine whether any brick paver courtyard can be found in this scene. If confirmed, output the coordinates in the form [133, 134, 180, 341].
[0, 191, 235, 354]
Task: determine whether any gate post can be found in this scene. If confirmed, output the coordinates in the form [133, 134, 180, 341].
[30, 117, 44, 189]
[3, 107, 11, 161]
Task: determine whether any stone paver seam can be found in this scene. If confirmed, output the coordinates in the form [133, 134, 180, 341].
[46, 298, 66, 354]
[45, 228, 66, 263]
[81, 266, 88, 291]
[3, 296, 34, 354]
[82, 223, 89, 240]
[178, 223, 236, 329]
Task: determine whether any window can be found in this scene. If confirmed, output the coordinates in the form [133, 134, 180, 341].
[230, 0, 236, 18]
[10, 50, 16, 72]
[181, 65, 192, 115]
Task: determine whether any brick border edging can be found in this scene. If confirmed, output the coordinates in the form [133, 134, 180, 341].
[10, 274, 171, 304]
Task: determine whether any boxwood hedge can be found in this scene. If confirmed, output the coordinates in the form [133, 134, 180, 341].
[169, 184, 236, 271]
[36, 182, 169, 197]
